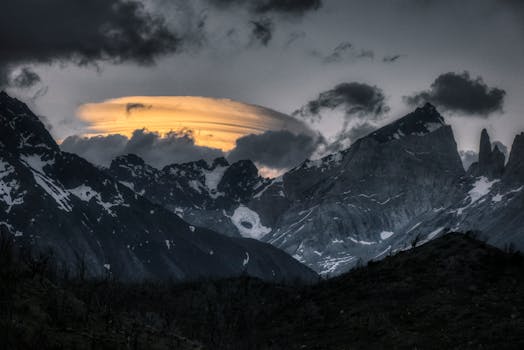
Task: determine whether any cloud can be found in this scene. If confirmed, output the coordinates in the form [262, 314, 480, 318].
[125, 103, 152, 114]
[61, 134, 128, 166]
[294, 82, 389, 121]
[206, 0, 322, 16]
[321, 122, 378, 154]
[382, 54, 403, 63]
[204, 0, 321, 48]
[404, 71, 506, 116]
[250, 18, 274, 46]
[459, 150, 478, 171]
[61, 129, 224, 168]
[310, 42, 374, 63]
[10, 67, 41, 89]
[0, 0, 180, 88]
[283, 31, 306, 48]
[62, 128, 321, 172]
[293, 82, 388, 154]
[227, 130, 322, 169]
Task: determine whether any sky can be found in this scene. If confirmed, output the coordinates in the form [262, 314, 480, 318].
[2, 0, 523, 175]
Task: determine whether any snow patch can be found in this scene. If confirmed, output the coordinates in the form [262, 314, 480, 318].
[69, 185, 98, 202]
[119, 181, 135, 191]
[492, 194, 503, 203]
[348, 237, 377, 245]
[21, 154, 72, 212]
[0, 160, 24, 212]
[69, 184, 128, 217]
[469, 177, 499, 203]
[406, 222, 422, 233]
[425, 227, 445, 242]
[188, 180, 203, 193]
[230, 205, 271, 239]
[203, 166, 227, 192]
[20, 154, 53, 173]
[380, 231, 394, 240]
[242, 252, 250, 266]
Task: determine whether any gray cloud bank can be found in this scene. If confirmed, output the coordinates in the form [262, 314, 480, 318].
[61, 128, 322, 172]
[0, 0, 181, 89]
[405, 71, 506, 116]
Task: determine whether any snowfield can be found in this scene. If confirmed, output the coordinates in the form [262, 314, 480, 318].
[230, 205, 271, 239]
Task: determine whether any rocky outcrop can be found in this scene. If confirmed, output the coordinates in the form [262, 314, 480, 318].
[504, 132, 524, 184]
[467, 129, 505, 178]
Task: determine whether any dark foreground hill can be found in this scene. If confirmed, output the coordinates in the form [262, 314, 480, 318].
[2, 232, 524, 349]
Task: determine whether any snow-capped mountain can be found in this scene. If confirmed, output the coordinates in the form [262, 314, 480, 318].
[0, 92, 317, 282]
[109, 102, 524, 276]
[108, 154, 270, 237]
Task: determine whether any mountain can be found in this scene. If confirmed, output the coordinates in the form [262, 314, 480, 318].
[109, 102, 524, 276]
[467, 128, 505, 178]
[0, 91, 317, 283]
[255, 103, 468, 274]
[4, 233, 523, 349]
[108, 154, 270, 237]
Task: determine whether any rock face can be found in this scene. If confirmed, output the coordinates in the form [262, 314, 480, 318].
[504, 132, 524, 184]
[253, 103, 467, 274]
[107, 101, 524, 276]
[0, 92, 317, 283]
[467, 129, 505, 178]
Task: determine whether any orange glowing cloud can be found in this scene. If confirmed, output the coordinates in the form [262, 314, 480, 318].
[76, 96, 311, 151]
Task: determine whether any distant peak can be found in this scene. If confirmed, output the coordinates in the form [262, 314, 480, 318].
[211, 157, 229, 168]
[421, 102, 437, 111]
[114, 154, 146, 166]
[0, 92, 59, 151]
[365, 104, 446, 143]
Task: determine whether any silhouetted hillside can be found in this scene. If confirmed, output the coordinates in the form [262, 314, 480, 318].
[1, 232, 523, 349]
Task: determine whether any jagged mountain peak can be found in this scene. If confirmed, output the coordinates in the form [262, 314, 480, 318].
[366, 102, 446, 143]
[113, 153, 147, 166]
[504, 132, 524, 183]
[468, 128, 505, 179]
[0, 92, 58, 152]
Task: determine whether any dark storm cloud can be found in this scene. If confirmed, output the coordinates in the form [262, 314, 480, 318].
[382, 54, 403, 63]
[0, 0, 180, 88]
[227, 130, 322, 169]
[310, 42, 374, 64]
[405, 71, 506, 116]
[61, 129, 224, 168]
[10, 67, 41, 89]
[250, 18, 274, 46]
[206, 0, 322, 16]
[61, 134, 129, 166]
[294, 82, 389, 121]
[125, 103, 152, 114]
